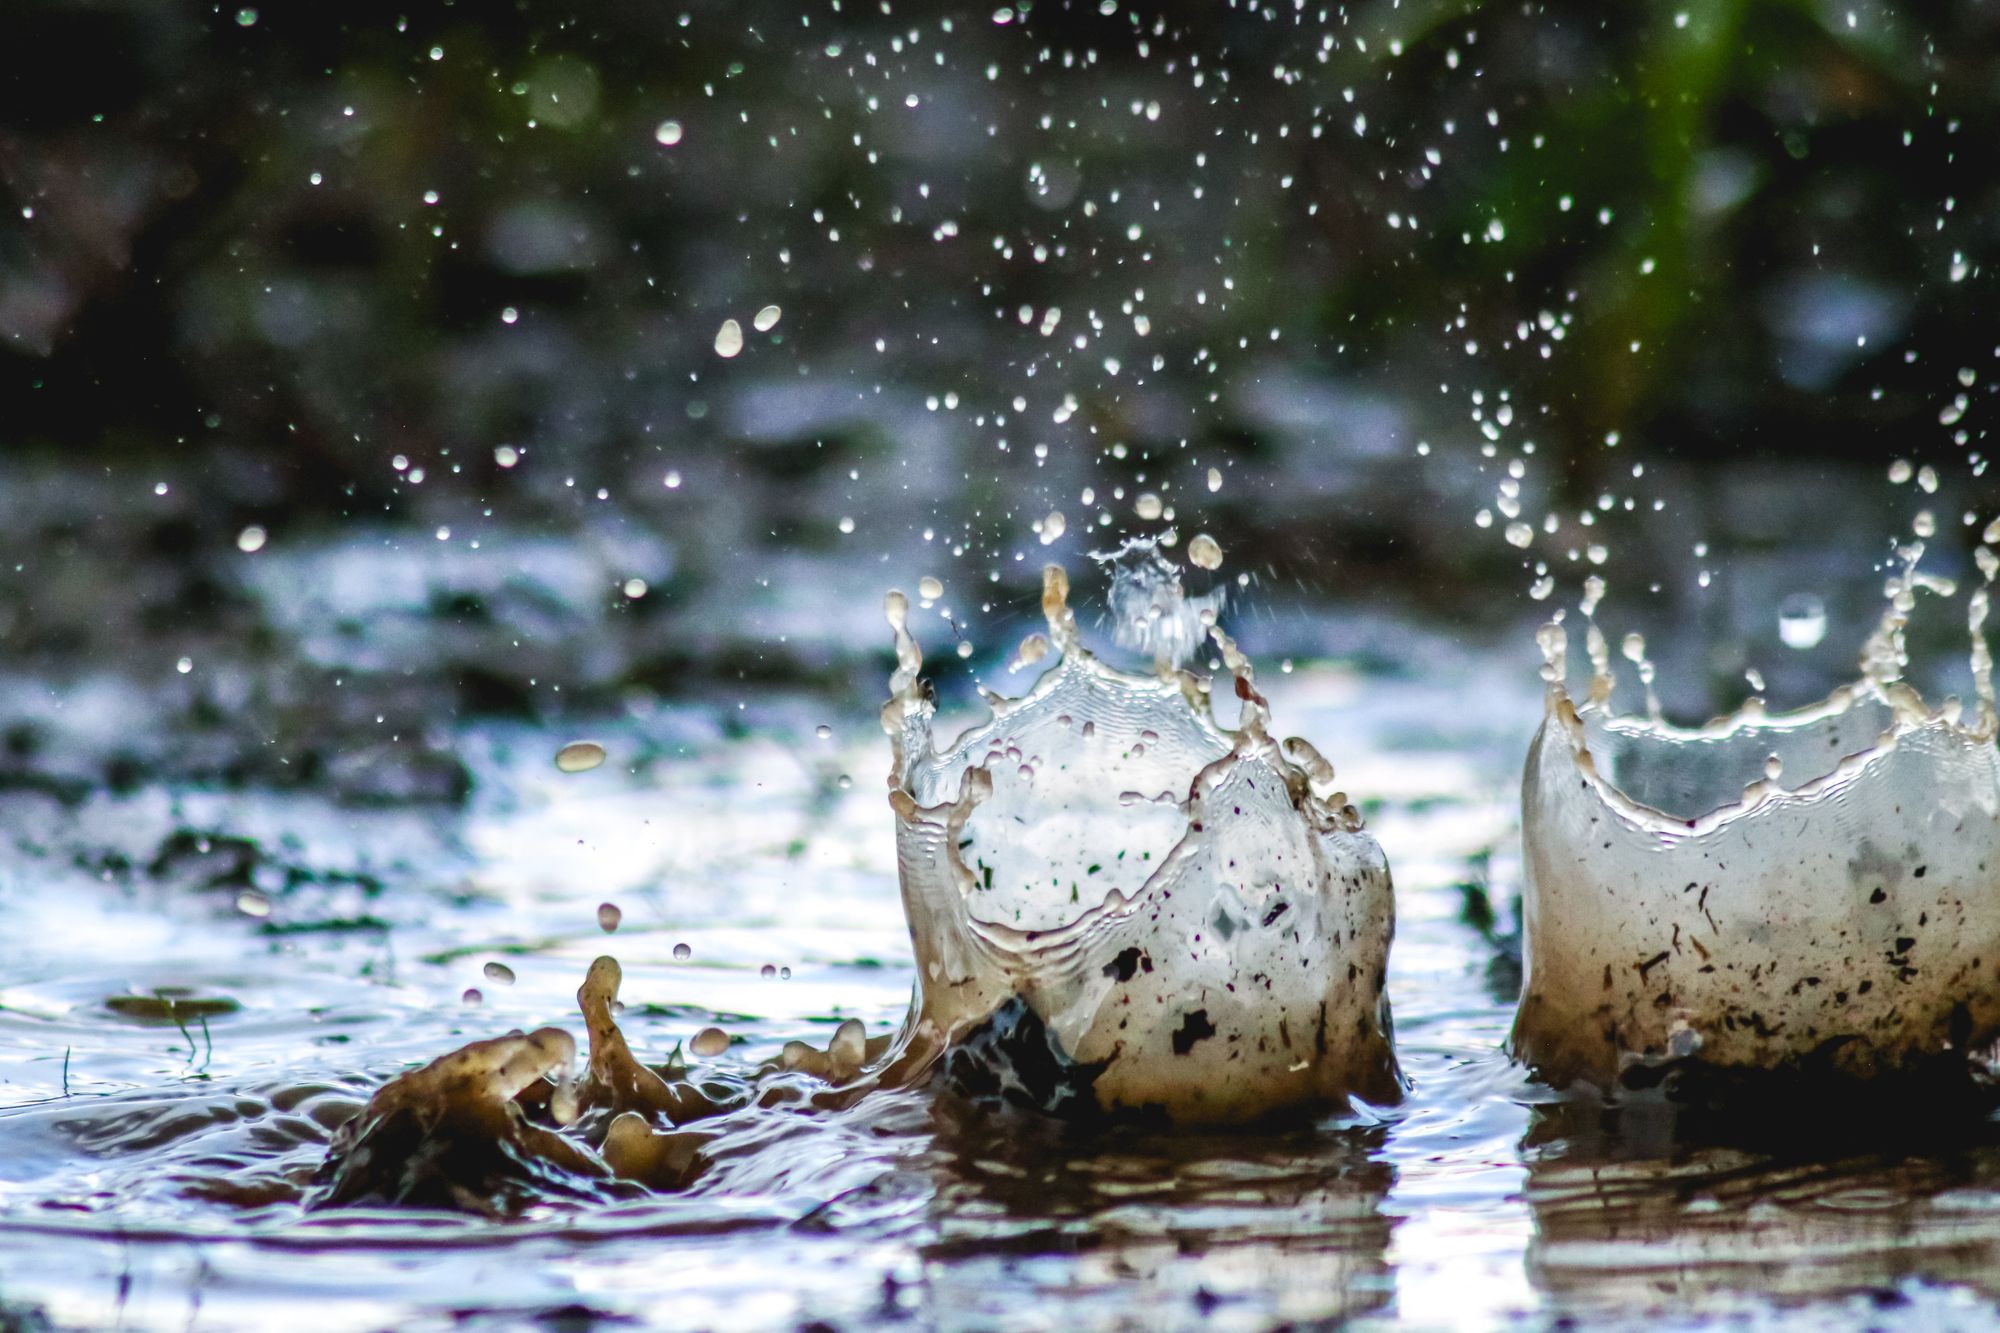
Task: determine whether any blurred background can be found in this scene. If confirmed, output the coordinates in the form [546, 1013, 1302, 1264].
[1, 0, 1995, 792]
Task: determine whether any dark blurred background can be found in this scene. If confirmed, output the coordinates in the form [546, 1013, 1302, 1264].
[0, 0, 1995, 794]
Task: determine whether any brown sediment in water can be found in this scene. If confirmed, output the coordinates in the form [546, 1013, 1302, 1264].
[1512, 543, 2000, 1093]
[312, 951, 915, 1211]
[310, 1025, 629, 1214]
[879, 558, 1403, 1124]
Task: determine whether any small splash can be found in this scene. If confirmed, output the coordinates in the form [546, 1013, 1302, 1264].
[312, 955, 904, 1213]
[1093, 536, 1228, 670]
[1513, 534, 2000, 1092]
[879, 559, 1401, 1124]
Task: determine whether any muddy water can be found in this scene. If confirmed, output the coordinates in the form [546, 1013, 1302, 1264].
[3, 593, 2000, 1333]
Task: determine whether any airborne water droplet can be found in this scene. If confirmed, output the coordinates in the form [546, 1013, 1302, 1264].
[672, 942, 692, 961]
[1778, 593, 1828, 649]
[690, 1026, 730, 1056]
[654, 119, 683, 146]
[760, 964, 777, 979]
[556, 741, 606, 773]
[918, 575, 944, 600]
[483, 961, 516, 985]
[597, 902, 623, 932]
[714, 319, 744, 357]
[1134, 492, 1164, 521]
[752, 304, 781, 332]
[1187, 533, 1223, 570]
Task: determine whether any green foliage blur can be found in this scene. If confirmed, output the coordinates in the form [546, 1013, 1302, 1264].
[1, 0, 1994, 513]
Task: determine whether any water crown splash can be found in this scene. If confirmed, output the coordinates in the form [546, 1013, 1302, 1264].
[1511, 530, 2000, 1092]
[883, 559, 1402, 1123]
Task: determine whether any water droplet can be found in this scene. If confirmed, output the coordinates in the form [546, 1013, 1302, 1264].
[918, 575, 944, 600]
[483, 961, 516, 985]
[176, 657, 193, 675]
[760, 964, 777, 979]
[1187, 533, 1223, 570]
[714, 319, 744, 357]
[816, 724, 833, 740]
[556, 740, 606, 773]
[495, 445, 519, 468]
[235, 7, 258, 26]
[837, 773, 853, 788]
[235, 889, 270, 918]
[623, 577, 648, 599]
[1206, 467, 1222, 493]
[838, 516, 856, 535]
[752, 304, 781, 332]
[1134, 492, 1164, 521]
[780, 966, 792, 980]
[1504, 522, 1534, 548]
[461, 988, 482, 1006]
[1039, 510, 1066, 544]
[1778, 593, 1828, 650]
[654, 119, 683, 146]
[690, 1026, 730, 1056]
[672, 941, 692, 961]
[597, 902, 623, 932]
[236, 525, 267, 554]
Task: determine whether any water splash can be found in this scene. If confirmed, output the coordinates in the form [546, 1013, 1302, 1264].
[1512, 530, 2000, 1092]
[1092, 536, 1228, 670]
[882, 561, 1401, 1124]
